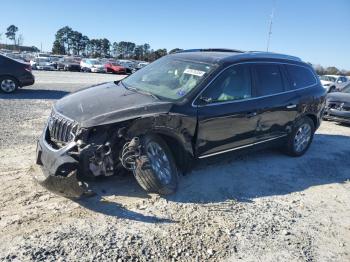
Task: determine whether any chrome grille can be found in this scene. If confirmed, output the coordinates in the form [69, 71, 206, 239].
[48, 111, 78, 143]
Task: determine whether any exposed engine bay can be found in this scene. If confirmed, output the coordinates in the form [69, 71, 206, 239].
[36, 110, 148, 197]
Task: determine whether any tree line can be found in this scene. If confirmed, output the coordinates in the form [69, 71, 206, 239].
[52, 26, 181, 61]
[1, 24, 349, 73]
[312, 64, 350, 76]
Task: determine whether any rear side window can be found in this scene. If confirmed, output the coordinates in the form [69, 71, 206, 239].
[285, 64, 316, 89]
[254, 64, 284, 96]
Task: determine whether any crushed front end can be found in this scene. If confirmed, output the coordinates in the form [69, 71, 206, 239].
[35, 109, 129, 198]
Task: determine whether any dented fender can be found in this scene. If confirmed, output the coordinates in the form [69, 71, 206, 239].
[126, 113, 197, 157]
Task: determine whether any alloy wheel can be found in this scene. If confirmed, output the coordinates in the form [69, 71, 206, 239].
[294, 123, 312, 153]
[1, 79, 16, 93]
[146, 141, 172, 185]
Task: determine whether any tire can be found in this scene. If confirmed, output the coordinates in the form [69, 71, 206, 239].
[285, 117, 315, 157]
[134, 134, 178, 195]
[0, 76, 19, 93]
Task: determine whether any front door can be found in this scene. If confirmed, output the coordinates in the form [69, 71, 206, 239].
[194, 64, 259, 158]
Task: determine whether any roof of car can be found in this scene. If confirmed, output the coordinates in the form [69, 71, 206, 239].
[169, 49, 303, 65]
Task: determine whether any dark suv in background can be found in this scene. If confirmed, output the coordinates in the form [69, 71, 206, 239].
[0, 54, 35, 93]
[36, 49, 326, 197]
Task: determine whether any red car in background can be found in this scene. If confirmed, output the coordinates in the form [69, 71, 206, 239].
[104, 62, 127, 74]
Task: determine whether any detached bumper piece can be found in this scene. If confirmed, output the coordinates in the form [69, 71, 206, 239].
[34, 168, 88, 198]
[35, 128, 93, 198]
[324, 108, 350, 124]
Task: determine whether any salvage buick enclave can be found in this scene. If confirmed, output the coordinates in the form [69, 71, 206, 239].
[36, 49, 326, 197]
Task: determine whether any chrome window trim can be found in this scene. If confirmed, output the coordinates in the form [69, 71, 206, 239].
[198, 134, 287, 159]
[192, 61, 318, 108]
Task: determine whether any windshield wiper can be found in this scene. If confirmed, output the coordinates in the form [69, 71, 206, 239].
[121, 81, 160, 100]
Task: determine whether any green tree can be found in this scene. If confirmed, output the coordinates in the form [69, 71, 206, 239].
[70, 31, 83, 55]
[89, 39, 102, 57]
[5, 25, 18, 46]
[55, 26, 73, 54]
[112, 42, 119, 57]
[154, 49, 167, 59]
[52, 40, 65, 54]
[326, 66, 340, 75]
[134, 45, 144, 60]
[100, 38, 111, 57]
[169, 48, 183, 54]
[79, 35, 90, 56]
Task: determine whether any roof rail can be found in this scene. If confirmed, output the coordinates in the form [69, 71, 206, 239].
[248, 51, 302, 62]
[178, 48, 245, 54]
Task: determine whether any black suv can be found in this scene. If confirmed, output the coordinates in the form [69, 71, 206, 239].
[0, 54, 35, 93]
[36, 49, 325, 197]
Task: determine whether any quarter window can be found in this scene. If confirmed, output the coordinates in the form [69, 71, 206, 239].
[200, 64, 252, 103]
[285, 64, 316, 89]
[254, 64, 284, 96]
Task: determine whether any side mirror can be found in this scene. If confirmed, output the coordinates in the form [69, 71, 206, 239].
[337, 80, 342, 83]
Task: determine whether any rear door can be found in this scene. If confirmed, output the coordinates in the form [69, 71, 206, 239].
[251, 63, 299, 141]
[195, 64, 260, 157]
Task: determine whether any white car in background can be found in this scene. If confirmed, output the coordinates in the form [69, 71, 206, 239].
[319, 75, 349, 93]
[80, 59, 105, 73]
[136, 62, 149, 70]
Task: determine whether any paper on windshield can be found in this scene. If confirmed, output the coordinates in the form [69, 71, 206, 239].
[184, 68, 206, 77]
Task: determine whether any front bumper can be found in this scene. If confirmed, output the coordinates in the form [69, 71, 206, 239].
[37, 66, 55, 71]
[19, 72, 35, 87]
[67, 65, 81, 71]
[35, 126, 88, 198]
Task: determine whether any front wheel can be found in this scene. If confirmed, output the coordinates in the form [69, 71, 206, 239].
[0, 77, 18, 93]
[134, 134, 178, 195]
[285, 117, 315, 157]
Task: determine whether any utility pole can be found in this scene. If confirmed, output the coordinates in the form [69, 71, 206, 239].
[266, 0, 277, 52]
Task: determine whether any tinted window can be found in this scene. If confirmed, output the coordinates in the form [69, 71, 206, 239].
[200, 64, 252, 103]
[285, 64, 316, 89]
[254, 64, 284, 96]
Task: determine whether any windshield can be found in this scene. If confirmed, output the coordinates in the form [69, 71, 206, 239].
[122, 56, 215, 101]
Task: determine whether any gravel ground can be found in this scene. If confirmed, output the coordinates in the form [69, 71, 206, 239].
[0, 71, 349, 261]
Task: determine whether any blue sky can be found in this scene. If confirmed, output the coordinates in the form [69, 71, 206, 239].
[0, 0, 349, 69]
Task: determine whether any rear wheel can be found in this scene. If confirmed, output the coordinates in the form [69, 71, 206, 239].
[134, 134, 178, 195]
[285, 117, 315, 156]
[0, 77, 18, 93]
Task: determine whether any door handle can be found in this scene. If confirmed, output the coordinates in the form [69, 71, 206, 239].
[286, 104, 297, 109]
[246, 112, 257, 118]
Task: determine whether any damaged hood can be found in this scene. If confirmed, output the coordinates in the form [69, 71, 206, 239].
[54, 82, 173, 127]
